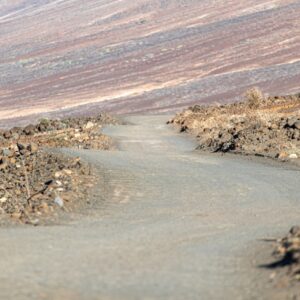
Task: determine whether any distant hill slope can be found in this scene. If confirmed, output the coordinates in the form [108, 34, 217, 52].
[0, 0, 299, 123]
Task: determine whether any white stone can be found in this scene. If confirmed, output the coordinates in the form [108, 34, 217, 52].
[55, 171, 62, 178]
[85, 122, 95, 129]
[0, 197, 7, 203]
[63, 169, 72, 175]
[54, 196, 64, 207]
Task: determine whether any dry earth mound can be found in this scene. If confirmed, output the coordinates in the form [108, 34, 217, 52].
[169, 88, 300, 162]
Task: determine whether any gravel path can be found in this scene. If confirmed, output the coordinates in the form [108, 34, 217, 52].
[0, 115, 299, 299]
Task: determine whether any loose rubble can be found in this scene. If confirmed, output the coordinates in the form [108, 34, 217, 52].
[0, 113, 118, 225]
[168, 88, 300, 162]
[0, 113, 118, 150]
[265, 226, 300, 282]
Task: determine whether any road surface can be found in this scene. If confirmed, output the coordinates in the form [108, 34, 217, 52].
[0, 115, 299, 299]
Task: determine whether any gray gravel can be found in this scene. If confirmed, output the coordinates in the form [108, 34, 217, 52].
[0, 115, 299, 299]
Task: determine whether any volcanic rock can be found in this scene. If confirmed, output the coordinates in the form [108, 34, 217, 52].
[170, 89, 300, 161]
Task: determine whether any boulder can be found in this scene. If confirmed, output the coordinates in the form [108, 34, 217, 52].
[294, 121, 300, 130]
[85, 121, 95, 130]
[0, 157, 8, 169]
[17, 143, 26, 151]
[27, 143, 38, 153]
[1, 149, 13, 157]
[3, 131, 12, 139]
[23, 124, 36, 135]
[17, 143, 28, 155]
[286, 117, 298, 128]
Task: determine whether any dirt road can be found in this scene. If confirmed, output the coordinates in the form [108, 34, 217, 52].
[0, 115, 299, 299]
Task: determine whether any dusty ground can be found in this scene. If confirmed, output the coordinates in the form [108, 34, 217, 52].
[169, 89, 300, 163]
[170, 91, 300, 287]
[0, 0, 300, 124]
[0, 115, 299, 299]
[0, 113, 118, 224]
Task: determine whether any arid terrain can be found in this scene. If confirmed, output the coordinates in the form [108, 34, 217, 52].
[0, 113, 118, 224]
[1, 1, 300, 298]
[169, 89, 300, 162]
[0, 116, 299, 299]
[1, 0, 300, 126]
[169, 90, 300, 287]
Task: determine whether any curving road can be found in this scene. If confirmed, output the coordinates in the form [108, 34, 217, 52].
[0, 115, 299, 299]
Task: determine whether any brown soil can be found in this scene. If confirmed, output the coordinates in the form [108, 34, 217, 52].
[0, 113, 118, 225]
[169, 88, 300, 163]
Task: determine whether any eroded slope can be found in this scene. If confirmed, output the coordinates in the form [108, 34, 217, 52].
[0, 0, 300, 124]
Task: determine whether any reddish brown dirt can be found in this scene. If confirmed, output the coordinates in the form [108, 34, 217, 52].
[0, 0, 300, 125]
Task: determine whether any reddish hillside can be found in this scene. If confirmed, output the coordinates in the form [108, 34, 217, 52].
[0, 0, 299, 125]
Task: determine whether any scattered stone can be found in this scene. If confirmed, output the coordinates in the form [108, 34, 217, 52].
[278, 152, 289, 160]
[295, 121, 300, 130]
[54, 196, 64, 207]
[28, 219, 39, 226]
[266, 226, 300, 281]
[0, 197, 7, 203]
[28, 143, 38, 153]
[2, 149, 12, 157]
[23, 124, 36, 135]
[85, 121, 95, 129]
[55, 172, 62, 178]
[63, 169, 72, 175]
[3, 131, 11, 139]
[169, 89, 300, 161]
[0, 146, 93, 224]
[17, 142, 26, 151]
[0, 113, 118, 225]
[287, 117, 298, 128]
[0, 113, 118, 151]
[45, 179, 53, 186]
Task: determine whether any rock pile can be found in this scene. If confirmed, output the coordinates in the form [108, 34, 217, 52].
[0, 113, 118, 150]
[0, 142, 93, 225]
[169, 89, 300, 161]
[0, 113, 118, 225]
[266, 226, 300, 281]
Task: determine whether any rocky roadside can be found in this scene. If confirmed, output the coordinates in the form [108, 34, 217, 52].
[168, 88, 300, 164]
[0, 113, 119, 225]
[0, 112, 118, 150]
[262, 226, 300, 292]
[169, 89, 300, 287]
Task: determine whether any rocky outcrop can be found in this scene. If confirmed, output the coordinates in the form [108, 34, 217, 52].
[169, 90, 300, 161]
